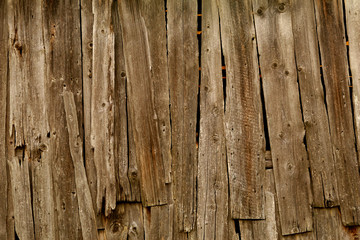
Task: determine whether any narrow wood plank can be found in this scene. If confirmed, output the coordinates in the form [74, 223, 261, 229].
[43, 1, 83, 238]
[0, 0, 8, 238]
[345, 0, 360, 167]
[144, 205, 171, 240]
[8, 157, 34, 240]
[219, 0, 265, 219]
[81, 0, 98, 213]
[140, 0, 172, 184]
[252, 0, 313, 235]
[64, 91, 98, 240]
[112, 0, 141, 202]
[91, 0, 117, 215]
[119, 0, 167, 206]
[314, 0, 360, 226]
[105, 203, 144, 240]
[167, 0, 198, 232]
[291, 0, 339, 208]
[197, 0, 229, 239]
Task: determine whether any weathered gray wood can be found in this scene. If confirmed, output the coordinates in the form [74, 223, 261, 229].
[197, 0, 229, 239]
[252, 0, 313, 235]
[0, 1, 8, 238]
[314, 0, 360, 226]
[111, 0, 141, 202]
[219, 0, 265, 219]
[168, 0, 198, 233]
[8, 157, 34, 240]
[345, 1, 360, 164]
[64, 91, 98, 240]
[144, 205, 171, 240]
[119, 0, 167, 207]
[105, 203, 144, 240]
[91, 0, 117, 216]
[42, 0, 83, 238]
[291, 0, 339, 208]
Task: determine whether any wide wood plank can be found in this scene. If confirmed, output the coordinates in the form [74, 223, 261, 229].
[219, 0, 265, 219]
[167, 0, 198, 232]
[314, 0, 360, 226]
[252, 0, 313, 235]
[118, 0, 167, 206]
[197, 0, 229, 239]
[291, 0, 338, 208]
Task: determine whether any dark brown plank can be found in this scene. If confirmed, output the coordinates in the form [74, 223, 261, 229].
[167, 0, 198, 232]
[252, 0, 313, 235]
[43, 0, 83, 238]
[219, 0, 265, 219]
[197, 0, 229, 239]
[291, 0, 339, 208]
[314, 0, 360, 226]
[118, 0, 167, 206]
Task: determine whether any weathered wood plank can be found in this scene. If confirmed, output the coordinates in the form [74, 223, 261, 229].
[314, 0, 360, 226]
[64, 91, 98, 240]
[345, 0, 360, 167]
[0, 0, 8, 238]
[118, 0, 167, 207]
[219, 0, 265, 219]
[168, 0, 198, 232]
[197, 0, 229, 239]
[252, 0, 313, 235]
[91, 0, 117, 215]
[291, 0, 339, 208]
[144, 205, 171, 240]
[8, 157, 34, 240]
[43, 0, 83, 238]
[105, 203, 144, 240]
[111, 0, 141, 202]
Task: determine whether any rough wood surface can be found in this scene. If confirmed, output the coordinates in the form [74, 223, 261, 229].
[197, 0, 229, 239]
[144, 205, 171, 240]
[291, 0, 339, 208]
[118, 0, 167, 207]
[219, 0, 265, 220]
[168, 0, 198, 233]
[314, 0, 360, 226]
[252, 0, 313, 235]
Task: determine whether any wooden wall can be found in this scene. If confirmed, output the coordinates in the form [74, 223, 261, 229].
[1, 0, 360, 239]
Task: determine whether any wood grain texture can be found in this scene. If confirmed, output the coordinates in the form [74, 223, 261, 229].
[119, 0, 167, 207]
[197, 0, 229, 239]
[291, 0, 339, 208]
[105, 203, 144, 240]
[0, 1, 8, 238]
[144, 205, 172, 240]
[43, 0, 83, 238]
[252, 0, 313, 235]
[219, 0, 265, 219]
[314, 0, 360, 226]
[168, 0, 198, 232]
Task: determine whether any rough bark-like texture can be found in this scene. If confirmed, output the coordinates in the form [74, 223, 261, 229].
[219, 0, 265, 220]
[168, 0, 198, 233]
[252, 0, 313, 235]
[314, 0, 360, 226]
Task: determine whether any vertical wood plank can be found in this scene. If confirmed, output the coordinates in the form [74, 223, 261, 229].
[0, 0, 8, 238]
[43, 0, 83, 238]
[168, 0, 198, 233]
[8, 157, 34, 240]
[119, 0, 167, 206]
[252, 0, 313, 235]
[314, 0, 360, 226]
[91, 0, 117, 215]
[197, 0, 229, 239]
[219, 0, 265, 219]
[144, 205, 171, 240]
[64, 91, 98, 240]
[291, 0, 339, 208]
